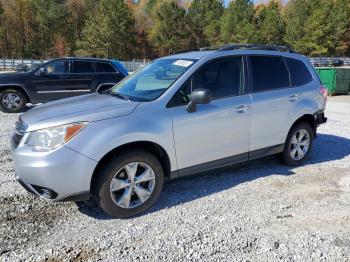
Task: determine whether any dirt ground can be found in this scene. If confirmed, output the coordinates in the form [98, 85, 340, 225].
[0, 96, 350, 261]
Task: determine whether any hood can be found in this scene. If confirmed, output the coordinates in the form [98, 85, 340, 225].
[21, 93, 140, 132]
[0, 72, 29, 82]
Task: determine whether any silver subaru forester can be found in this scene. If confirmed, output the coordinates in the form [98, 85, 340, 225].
[11, 45, 328, 218]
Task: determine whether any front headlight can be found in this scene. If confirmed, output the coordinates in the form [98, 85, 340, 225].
[26, 123, 87, 151]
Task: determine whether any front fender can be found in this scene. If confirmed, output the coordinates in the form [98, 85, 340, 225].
[66, 109, 178, 172]
[0, 83, 32, 102]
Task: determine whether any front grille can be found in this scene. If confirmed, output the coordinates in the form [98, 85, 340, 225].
[13, 117, 27, 148]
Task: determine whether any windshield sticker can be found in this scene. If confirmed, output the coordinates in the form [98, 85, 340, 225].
[173, 60, 193, 67]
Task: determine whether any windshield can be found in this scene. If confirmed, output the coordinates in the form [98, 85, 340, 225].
[27, 64, 42, 73]
[110, 58, 197, 101]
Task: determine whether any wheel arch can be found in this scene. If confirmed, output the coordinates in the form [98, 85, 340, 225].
[90, 141, 172, 193]
[0, 84, 31, 103]
[289, 114, 316, 137]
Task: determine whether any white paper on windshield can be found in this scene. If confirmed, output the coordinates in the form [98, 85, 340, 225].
[173, 60, 193, 67]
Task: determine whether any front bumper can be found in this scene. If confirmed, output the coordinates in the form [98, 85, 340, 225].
[11, 135, 97, 201]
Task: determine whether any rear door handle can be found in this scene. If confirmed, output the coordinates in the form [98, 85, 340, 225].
[288, 94, 299, 102]
[235, 104, 249, 113]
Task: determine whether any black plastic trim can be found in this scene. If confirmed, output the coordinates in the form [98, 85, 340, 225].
[316, 111, 327, 125]
[248, 144, 285, 160]
[31, 185, 58, 199]
[177, 153, 248, 178]
[172, 144, 285, 179]
[60, 191, 90, 202]
[16, 178, 36, 196]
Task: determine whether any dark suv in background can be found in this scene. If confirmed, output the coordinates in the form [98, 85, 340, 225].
[0, 57, 129, 113]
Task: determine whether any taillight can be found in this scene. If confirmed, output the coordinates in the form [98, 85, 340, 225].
[319, 86, 328, 100]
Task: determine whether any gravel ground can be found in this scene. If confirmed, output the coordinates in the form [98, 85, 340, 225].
[1, 97, 350, 262]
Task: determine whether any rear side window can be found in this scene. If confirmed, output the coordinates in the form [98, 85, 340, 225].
[285, 58, 313, 86]
[250, 56, 290, 92]
[71, 61, 95, 73]
[96, 62, 117, 73]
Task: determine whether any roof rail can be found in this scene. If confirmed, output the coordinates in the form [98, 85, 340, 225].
[172, 44, 294, 55]
[173, 48, 200, 54]
[199, 46, 224, 51]
[218, 44, 294, 53]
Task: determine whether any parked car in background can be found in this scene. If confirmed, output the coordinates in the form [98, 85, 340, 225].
[10, 45, 327, 218]
[13, 63, 30, 72]
[0, 57, 128, 113]
[13, 63, 42, 73]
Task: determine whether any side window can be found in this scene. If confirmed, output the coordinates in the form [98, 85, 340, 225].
[71, 61, 95, 73]
[250, 56, 290, 92]
[285, 58, 313, 86]
[44, 61, 68, 74]
[96, 62, 117, 73]
[171, 57, 244, 106]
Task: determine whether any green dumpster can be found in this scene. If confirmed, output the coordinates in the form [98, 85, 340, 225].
[315, 67, 350, 95]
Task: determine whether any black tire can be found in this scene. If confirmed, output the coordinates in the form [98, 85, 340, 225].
[0, 88, 27, 113]
[278, 122, 314, 166]
[93, 150, 164, 218]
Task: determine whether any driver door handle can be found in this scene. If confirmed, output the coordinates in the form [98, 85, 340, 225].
[235, 104, 249, 113]
[288, 94, 299, 102]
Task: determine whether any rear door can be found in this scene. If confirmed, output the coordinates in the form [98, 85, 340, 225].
[31, 60, 71, 101]
[248, 55, 304, 151]
[95, 62, 125, 93]
[62, 60, 96, 96]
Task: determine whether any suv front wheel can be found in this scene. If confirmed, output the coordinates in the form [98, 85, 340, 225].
[279, 122, 314, 166]
[94, 150, 164, 218]
[0, 88, 27, 113]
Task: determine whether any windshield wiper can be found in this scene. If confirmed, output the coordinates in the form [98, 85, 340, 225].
[108, 92, 131, 101]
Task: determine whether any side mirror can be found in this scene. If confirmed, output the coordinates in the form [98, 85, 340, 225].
[37, 67, 48, 75]
[186, 89, 212, 113]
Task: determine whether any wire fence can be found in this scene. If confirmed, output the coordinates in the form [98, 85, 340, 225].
[309, 57, 350, 67]
[0, 58, 148, 73]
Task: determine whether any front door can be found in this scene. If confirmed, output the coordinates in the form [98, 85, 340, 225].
[31, 60, 71, 101]
[169, 56, 252, 174]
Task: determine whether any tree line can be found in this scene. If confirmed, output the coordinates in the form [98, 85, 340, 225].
[0, 0, 349, 60]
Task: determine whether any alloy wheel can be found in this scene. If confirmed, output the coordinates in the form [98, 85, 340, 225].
[289, 128, 310, 161]
[110, 162, 156, 209]
[2, 93, 22, 110]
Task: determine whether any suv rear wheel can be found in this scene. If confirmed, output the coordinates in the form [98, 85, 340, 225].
[94, 150, 164, 218]
[0, 88, 27, 113]
[279, 122, 314, 166]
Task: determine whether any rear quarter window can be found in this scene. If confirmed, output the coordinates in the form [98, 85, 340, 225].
[285, 58, 313, 86]
[96, 62, 117, 73]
